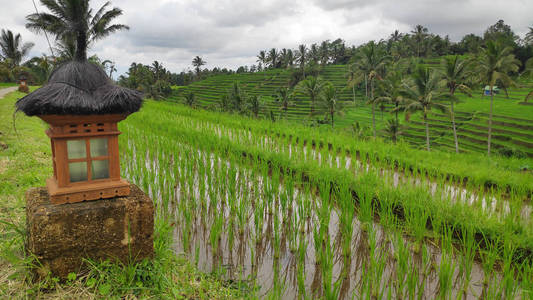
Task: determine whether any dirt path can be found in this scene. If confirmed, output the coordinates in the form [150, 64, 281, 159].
[0, 86, 17, 99]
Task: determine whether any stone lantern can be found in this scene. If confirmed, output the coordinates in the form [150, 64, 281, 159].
[16, 61, 141, 204]
[16, 60, 153, 279]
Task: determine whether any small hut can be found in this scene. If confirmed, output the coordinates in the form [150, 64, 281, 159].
[16, 60, 143, 204]
[483, 85, 499, 96]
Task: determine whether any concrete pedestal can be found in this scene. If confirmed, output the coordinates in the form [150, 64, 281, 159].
[25, 184, 153, 279]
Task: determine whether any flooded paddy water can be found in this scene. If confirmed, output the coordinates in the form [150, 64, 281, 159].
[121, 129, 529, 299]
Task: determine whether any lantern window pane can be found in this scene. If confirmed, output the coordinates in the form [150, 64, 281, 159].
[67, 140, 86, 159]
[90, 138, 108, 157]
[69, 162, 87, 182]
[91, 160, 109, 180]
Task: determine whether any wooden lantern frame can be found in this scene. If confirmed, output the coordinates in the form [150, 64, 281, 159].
[39, 114, 130, 204]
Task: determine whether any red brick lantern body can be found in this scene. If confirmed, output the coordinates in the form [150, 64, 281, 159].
[40, 114, 130, 204]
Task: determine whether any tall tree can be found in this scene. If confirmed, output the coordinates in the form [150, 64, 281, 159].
[296, 76, 326, 116]
[483, 20, 518, 49]
[246, 95, 263, 118]
[192, 56, 206, 75]
[256, 50, 266, 69]
[268, 48, 279, 69]
[441, 55, 472, 153]
[411, 25, 429, 57]
[523, 58, 533, 103]
[354, 41, 390, 137]
[297, 44, 307, 78]
[525, 26, 533, 46]
[26, 0, 129, 61]
[319, 41, 329, 65]
[345, 63, 359, 103]
[309, 43, 320, 64]
[0, 29, 34, 67]
[320, 83, 343, 128]
[402, 66, 448, 151]
[274, 87, 294, 119]
[375, 64, 405, 124]
[476, 41, 521, 155]
[382, 119, 404, 144]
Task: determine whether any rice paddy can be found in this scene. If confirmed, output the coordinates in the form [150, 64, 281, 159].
[118, 100, 533, 299]
[171, 61, 533, 157]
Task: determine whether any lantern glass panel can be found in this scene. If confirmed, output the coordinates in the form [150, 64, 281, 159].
[91, 160, 109, 180]
[90, 138, 108, 157]
[67, 140, 86, 159]
[69, 162, 88, 182]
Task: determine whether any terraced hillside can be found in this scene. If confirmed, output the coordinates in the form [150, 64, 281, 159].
[170, 63, 533, 156]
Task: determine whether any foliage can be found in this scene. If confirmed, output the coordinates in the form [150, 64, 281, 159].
[402, 66, 448, 151]
[118, 61, 172, 99]
[0, 29, 34, 67]
[26, 0, 129, 61]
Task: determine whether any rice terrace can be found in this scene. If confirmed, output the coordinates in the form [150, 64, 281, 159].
[0, 0, 532, 299]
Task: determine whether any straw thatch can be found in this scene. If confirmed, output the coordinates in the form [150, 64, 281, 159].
[16, 60, 143, 116]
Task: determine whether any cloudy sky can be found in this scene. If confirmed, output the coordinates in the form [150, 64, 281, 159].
[1, 0, 532, 76]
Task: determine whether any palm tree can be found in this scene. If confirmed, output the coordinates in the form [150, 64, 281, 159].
[319, 41, 329, 65]
[411, 25, 428, 57]
[279, 48, 288, 68]
[354, 41, 390, 137]
[256, 50, 266, 69]
[228, 82, 246, 113]
[192, 56, 206, 75]
[402, 66, 448, 151]
[309, 43, 320, 64]
[476, 41, 520, 156]
[247, 95, 263, 118]
[268, 48, 279, 69]
[286, 49, 294, 68]
[102, 59, 116, 78]
[0, 29, 34, 67]
[382, 119, 404, 144]
[375, 66, 405, 124]
[297, 44, 307, 78]
[26, 0, 129, 61]
[296, 76, 326, 116]
[320, 83, 343, 128]
[345, 63, 359, 103]
[389, 30, 403, 43]
[524, 26, 533, 45]
[184, 92, 196, 107]
[441, 55, 472, 153]
[523, 58, 533, 103]
[274, 87, 294, 119]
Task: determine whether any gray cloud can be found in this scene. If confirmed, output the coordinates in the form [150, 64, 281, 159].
[0, 0, 531, 76]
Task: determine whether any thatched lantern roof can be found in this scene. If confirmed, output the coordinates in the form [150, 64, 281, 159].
[16, 60, 142, 116]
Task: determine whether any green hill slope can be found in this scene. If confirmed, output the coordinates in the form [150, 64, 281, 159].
[169, 62, 533, 157]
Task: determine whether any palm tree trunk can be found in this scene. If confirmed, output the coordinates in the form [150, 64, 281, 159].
[424, 113, 430, 151]
[395, 103, 399, 123]
[371, 80, 376, 138]
[75, 30, 87, 61]
[331, 110, 334, 128]
[451, 100, 459, 153]
[352, 85, 356, 104]
[365, 75, 368, 99]
[487, 88, 493, 156]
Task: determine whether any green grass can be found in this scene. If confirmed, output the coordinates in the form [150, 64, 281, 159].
[0, 83, 17, 88]
[0, 91, 244, 299]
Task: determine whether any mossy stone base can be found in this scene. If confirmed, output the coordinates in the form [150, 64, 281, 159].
[25, 184, 153, 279]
